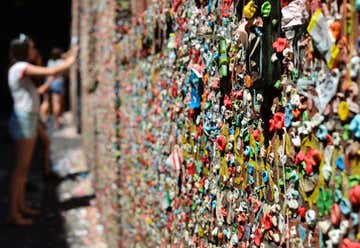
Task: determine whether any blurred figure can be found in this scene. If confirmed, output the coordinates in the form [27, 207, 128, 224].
[7, 33, 77, 225]
[40, 47, 67, 128]
[29, 49, 55, 178]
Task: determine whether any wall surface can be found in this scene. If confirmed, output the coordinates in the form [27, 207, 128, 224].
[72, 0, 119, 246]
[75, 0, 360, 247]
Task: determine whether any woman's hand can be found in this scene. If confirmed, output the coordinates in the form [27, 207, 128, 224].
[37, 76, 54, 95]
[71, 45, 79, 56]
[61, 45, 79, 60]
[63, 45, 78, 65]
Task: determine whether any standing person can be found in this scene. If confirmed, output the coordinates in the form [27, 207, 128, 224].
[43, 47, 67, 128]
[7, 33, 77, 225]
[37, 76, 55, 179]
[29, 48, 56, 179]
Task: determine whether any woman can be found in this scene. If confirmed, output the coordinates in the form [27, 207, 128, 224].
[7, 34, 77, 225]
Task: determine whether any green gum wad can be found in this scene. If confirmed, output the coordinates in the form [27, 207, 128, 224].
[278, 179, 284, 189]
[302, 110, 309, 121]
[317, 187, 332, 217]
[285, 167, 298, 182]
[343, 124, 350, 140]
[219, 39, 228, 77]
[274, 80, 282, 89]
[261, 1, 271, 17]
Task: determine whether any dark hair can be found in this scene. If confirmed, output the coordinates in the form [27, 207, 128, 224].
[50, 47, 63, 60]
[9, 34, 31, 64]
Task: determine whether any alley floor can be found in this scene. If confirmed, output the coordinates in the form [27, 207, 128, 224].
[0, 113, 107, 248]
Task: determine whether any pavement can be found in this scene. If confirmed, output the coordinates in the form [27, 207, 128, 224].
[0, 113, 107, 248]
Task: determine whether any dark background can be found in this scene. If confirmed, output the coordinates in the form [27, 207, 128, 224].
[0, 0, 71, 120]
[0, 2, 72, 246]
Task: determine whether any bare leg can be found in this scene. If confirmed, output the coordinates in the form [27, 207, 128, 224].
[8, 138, 36, 225]
[40, 94, 50, 123]
[18, 124, 50, 215]
[16, 137, 41, 216]
[52, 93, 64, 128]
[37, 123, 51, 176]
